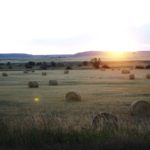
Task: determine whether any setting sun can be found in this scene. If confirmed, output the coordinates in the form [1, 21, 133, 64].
[106, 51, 128, 60]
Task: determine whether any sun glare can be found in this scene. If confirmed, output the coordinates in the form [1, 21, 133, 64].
[107, 51, 128, 60]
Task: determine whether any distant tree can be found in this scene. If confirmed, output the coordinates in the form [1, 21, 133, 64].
[7, 62, 11, 66]
[102, 64, 110, 69]
[8, 65, 12, 69]
[135, 65, 144, 69]
[36, 62, 42, 66]
[90, 58, 101, 69]
[82, 61, 89, 66]
[51, 61, 56, 67]
[57, 62, 65, 67]
[25, 63, 32, 69]
[40, 62, 48, 70]
[66, 66, 72, 70]
[25, 61, 35, 69]
[145, 65, 150, 69]
[18, 64, 23, 67]
[28, 61, 35, 66]
[7, 62, 12, 69]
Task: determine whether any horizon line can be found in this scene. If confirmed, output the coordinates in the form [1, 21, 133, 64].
[0, 50, 150, 55]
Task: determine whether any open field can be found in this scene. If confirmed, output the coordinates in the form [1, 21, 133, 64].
[0, 69, 150, 122]
[0, 69, 150, 149]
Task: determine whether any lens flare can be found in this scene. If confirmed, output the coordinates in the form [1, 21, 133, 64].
[34, 97, 40, 102]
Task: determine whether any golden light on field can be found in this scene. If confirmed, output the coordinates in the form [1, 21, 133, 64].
[34, 97, 40, 103]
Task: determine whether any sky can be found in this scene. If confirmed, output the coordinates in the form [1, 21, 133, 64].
[0, 0, 150, 54]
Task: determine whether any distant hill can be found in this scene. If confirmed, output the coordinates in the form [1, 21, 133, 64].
[0, 54, 33, 59]
[74, 50, 150, 56]
[0, 53, 72, 59]
[74, 51, 105, 57]
[0, 51, 150, 61]
[74, 51, 150, 61]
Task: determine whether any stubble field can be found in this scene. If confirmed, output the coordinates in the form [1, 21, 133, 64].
[0, 69, 150, 149]
[0, 69, 150, 126]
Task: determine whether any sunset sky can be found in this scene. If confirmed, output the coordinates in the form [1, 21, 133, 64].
[0, 0, 150, 54]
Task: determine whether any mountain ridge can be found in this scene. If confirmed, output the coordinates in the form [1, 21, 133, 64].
[0, 51, 150, 60]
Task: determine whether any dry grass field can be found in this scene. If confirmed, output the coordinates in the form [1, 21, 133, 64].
[0, 69, 150, 149]
[0, 69, 150, 124]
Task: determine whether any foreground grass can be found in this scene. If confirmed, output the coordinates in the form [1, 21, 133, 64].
[0, 115, 150, 150]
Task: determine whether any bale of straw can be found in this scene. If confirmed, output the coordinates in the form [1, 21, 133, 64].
[49, 80, 58, 86]
[129, 74, 135, 80]
[146, 74, 150, 79]
[23, 70, 28, 74]
[130, 100, 150, 116]
[28, 81, 39, 88]
[92, 112, 118, 131]
[2, 73, 8, 77]
[64, 70, 69, 74]
[100, 68, 105, 71]
[121, 69, 130, 74]
[42, 72, 47, 76]
[65, 91, 81, 102]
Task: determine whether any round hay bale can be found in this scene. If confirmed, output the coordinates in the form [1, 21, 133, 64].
[129, 74, 135, 80]
[121, 69, 130, 74]
[146, 74, 150, 79]
[100, 68, 105, 71]
[130, 100, 150, 117]
[92, 112, 118, 131]
[49, 80, 58, 86]
[42, 72, 47, 76]
[65, 91, 81, 102]
[2, 73, 8, 77]
[64, 70, 69, 74]
[23, 70, 28, 74]
[28, 81, 39, 88]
